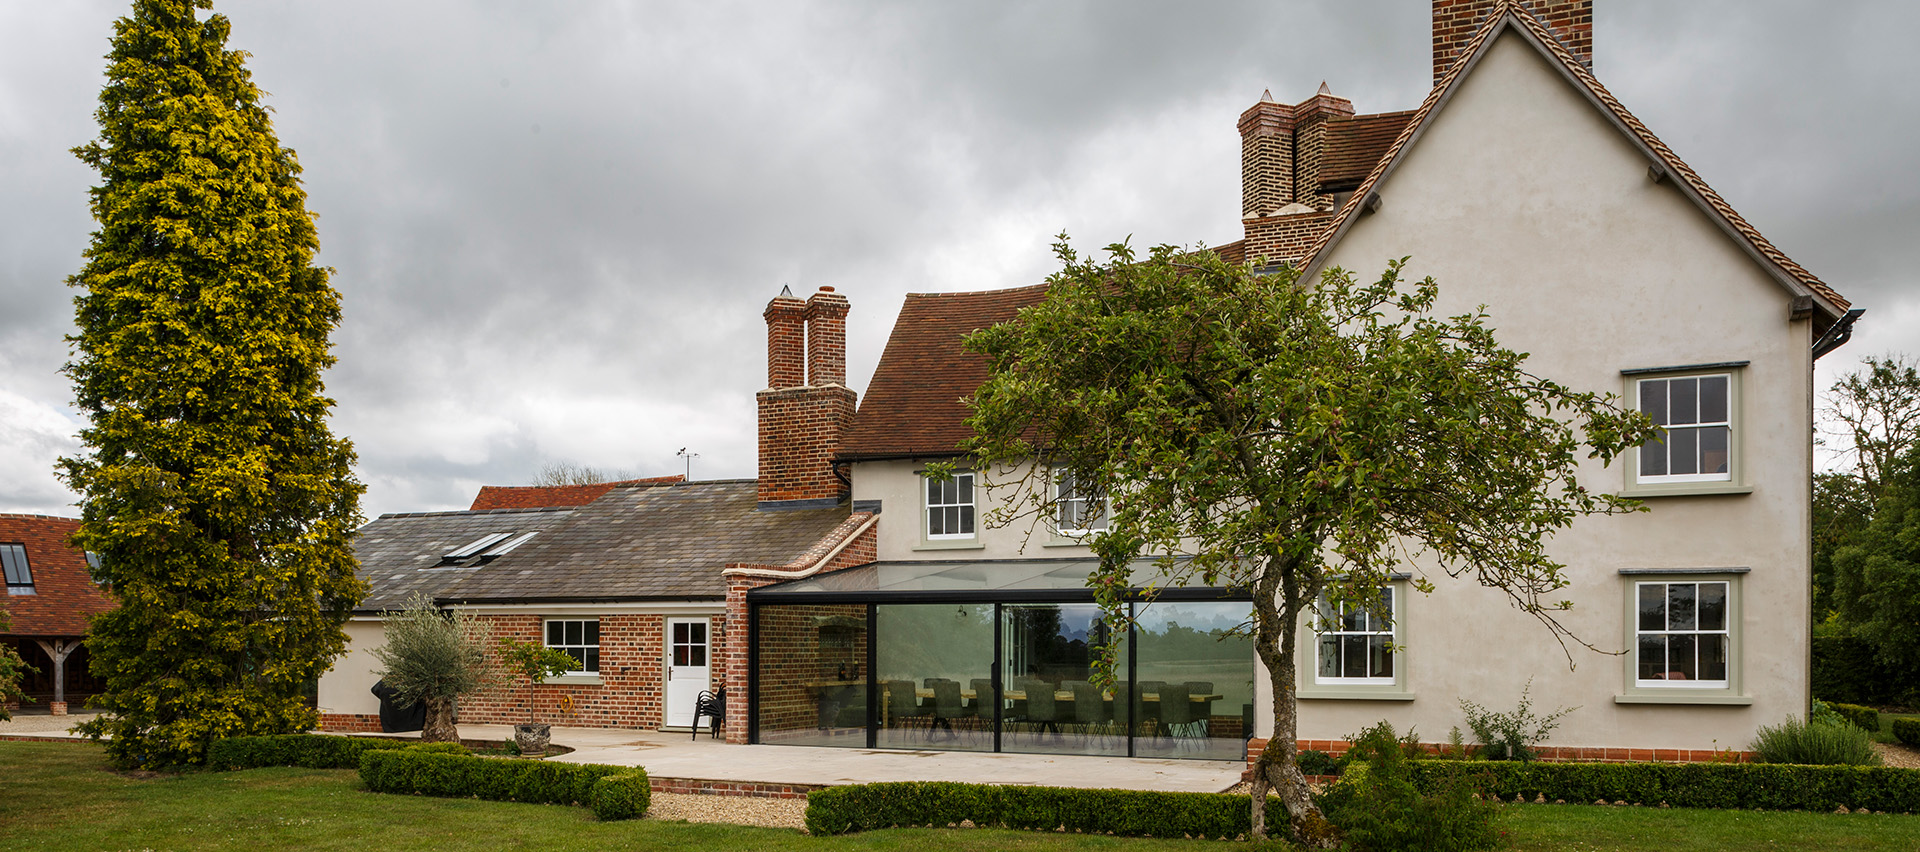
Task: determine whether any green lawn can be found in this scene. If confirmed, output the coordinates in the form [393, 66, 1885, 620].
[2, 741, 1917, 851]
[1871, 711, 1918, 745]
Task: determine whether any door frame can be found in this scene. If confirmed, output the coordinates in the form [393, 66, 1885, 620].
[663, 616, 713, 729]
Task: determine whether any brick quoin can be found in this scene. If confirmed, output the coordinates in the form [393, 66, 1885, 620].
[1433, 0, 1592, 84]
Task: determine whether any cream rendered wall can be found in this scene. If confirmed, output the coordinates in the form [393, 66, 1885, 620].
[1253, 29, 1814, 752]
[318, 618, 387, 717]
[851, 459, 1099, 562]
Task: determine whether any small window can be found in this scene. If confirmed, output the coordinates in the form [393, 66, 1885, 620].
[1634, 581, 1729, 687]
[2, 544, 33, 595]
[1054, 470, 1108, 536]
[1314, 588, 1394, 685]
[545, 619, 601, 674]
[1636, 374, 1732, 483]
[925, 472, 976, 539]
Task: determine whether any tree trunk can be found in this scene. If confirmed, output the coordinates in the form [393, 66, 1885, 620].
[1249, 567, 1337, 848]
[420, 696, 459, 743]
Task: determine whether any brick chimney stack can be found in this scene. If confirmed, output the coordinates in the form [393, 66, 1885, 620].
[1434, 0, 1592, 85]
[1238, 92, 1295, 219]
[757, 286, 857, 508]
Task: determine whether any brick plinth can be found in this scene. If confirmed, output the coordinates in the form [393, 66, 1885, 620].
[47, 702, 66, 716]
[649, 777, 826, 798]
[1246, 736, 1756, 766]
[318, 713, 382, 733]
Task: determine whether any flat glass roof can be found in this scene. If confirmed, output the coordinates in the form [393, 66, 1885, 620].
[746, 557, 1247, 601]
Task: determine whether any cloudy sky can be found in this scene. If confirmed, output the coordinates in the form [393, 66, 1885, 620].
[2, 1, 1914, 520]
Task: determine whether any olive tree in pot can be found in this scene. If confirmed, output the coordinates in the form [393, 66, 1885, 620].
[371, 594, 493, 743]
[499, 638, 580, 755]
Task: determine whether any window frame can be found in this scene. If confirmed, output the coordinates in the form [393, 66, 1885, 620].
[2, 543, 33, 595]
[1297, 578, 1413, 701]
[917, 469, 981, 549]
[1052, 468, 1108, 538]
[1615, 569, 1750, 705]
[543, 618, 601, 676]
[1622, 363, 1750, 497]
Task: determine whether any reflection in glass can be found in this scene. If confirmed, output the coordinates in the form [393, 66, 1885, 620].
[754, 604, 867, 747]
[1135, 601, 1255, 761]
[1002, 603, 1126, 756]
[876, 604, 993, 751]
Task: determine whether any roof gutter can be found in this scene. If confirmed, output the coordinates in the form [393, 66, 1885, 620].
[723, 511, 880, 580]
[1812, 308, 1865, 361]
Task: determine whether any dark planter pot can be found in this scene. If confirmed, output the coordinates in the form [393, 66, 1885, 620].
[514, 723, 551, 756]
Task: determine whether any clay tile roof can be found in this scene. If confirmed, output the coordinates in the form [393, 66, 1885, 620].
[0, 514, 114, 637]
[468, 475, 684, 511]
[838, 284, 1051, 461]
[1304, 0, 1849, 316]
[1319, 111, 1416, 193]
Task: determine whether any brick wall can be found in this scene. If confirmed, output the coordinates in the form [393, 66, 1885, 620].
[1290, 90, 1355, 211]
[1243, 210, 1338, 267]
[318, 713, 382, 733]
[758, 286, 857, 504]
[1246, 736, 1756, 766]
[455, 612, 721, 730]
[764, 292, 807, 389]
[1434, 0, 1592, 84]
[1238, 98, 1295, 218]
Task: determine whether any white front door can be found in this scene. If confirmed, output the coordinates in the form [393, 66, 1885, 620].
[664, 617, 712, 728]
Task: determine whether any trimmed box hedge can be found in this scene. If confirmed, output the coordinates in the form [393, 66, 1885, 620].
[804, 781, 1284, 837]
[1829, 702, 1882, 733]
[358, 748, 634, 809]
[1407, 760, 1920, 813]
[1894, 719, 1920, 747]
[591, 772, 653, 821]
[207, 734, 463, 770]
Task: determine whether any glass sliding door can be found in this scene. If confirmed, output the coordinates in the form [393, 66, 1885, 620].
[1133, 600, 1255, 760]
[753, 604, 868, 747]
[874, 604, 994, 751]
[1000, 603, 1127, 756]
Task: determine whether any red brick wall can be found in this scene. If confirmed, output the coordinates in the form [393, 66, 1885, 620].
[1434, 0, 1592, 84]
[457, 612, 721, 730]
[318, 713, 382, 733]
[754, 603, 868, 735]
[805, 288, 850, 388]
[1243, 210, 1337, 267]
[1238, 99, 1295, 218]
[764, 293, 807, 389]
[756, 385, 857, 503]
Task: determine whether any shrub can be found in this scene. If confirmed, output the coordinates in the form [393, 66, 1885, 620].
[1297, 749, 1341, 777]
[1812, 634, 1920, 707]
[1829, 702, 1882, 733]
[591, 771, 653, 821]
[1407, 759, 1920, 813]
[1458, 678, 1575, 762]
[804, 781, 1274, 838]
[1893, 718, 1920, 747]
[207, 734, 464, 771]
[358, 748, 629, 806]
[1752, 715, 1882, 766]
[1319, 722, 1501, 852]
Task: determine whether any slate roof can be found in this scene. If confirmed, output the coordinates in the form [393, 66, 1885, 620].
[353, 506, 583, 612]
[438, 479, 850, 604]
[0, 514, 114, 637]
[1302, 0, 1849, 317]
[468, 475, 682, 511]
[837, 283, 1050, 461]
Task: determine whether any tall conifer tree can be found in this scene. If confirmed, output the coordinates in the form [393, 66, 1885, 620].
[62, 0, 364, 768]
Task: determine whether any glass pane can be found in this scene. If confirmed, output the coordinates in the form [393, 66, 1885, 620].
[957, 475, 972, 504]
[755, 603, 869, 748]
[690, 645, 706, 667]
[1367, 636, 1393, 678]
[1669, 428, 1699, 475]
[1699, 634, 1727, 682]
[1638, 635, 1666, 680]
[583, 648, 599, 672]
[928, 477, 942, 504]
[1318, 634, 1340, 679]
[584, 621, 599, 645]
[1342, 636, 1368, 678]
[1698, 583, 1727, 631]
[1700, 426, 1730, 475]
[563, 648, 585, 670]
[1638, 584, 1666, 631]
[673, 622, 687, 644]
[1640, 432, 1668, 477]
[1341, 603, 1365, 632]
[1002, 603, 1125, 757]
[690, 622, 706, 644]
[674, 645, 689, 667]
[928, 508, 945, 537]
[1668, 634, 1697, 681]
[879, 603, 994, 753]
[1699, 376, 1729, 423]
[547, 621, 563, 645]
[1134, 600, 1253, 761]
[1670, 377, 1699, 425]
[1668, 584, 1697, 631]
[959, 506, 975, 535]
[565, 621, 583, 646]
[1639, 379, 1668, 425]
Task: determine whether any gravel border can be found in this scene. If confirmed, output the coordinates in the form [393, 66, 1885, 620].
[647, 792, 807, 829]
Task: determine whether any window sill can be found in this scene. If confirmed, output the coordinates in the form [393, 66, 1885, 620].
[914, 539, 985, 552]
[1613, 693, 1751, 706]
[1297, 687, 1415, 701]
[1621, 483, 1753, 498]
[540, 675, 603, 686]
[1042, 537, 1097, 548]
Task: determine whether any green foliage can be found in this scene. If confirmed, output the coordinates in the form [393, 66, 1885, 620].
[61, 0, 363, 769]
[1459, 679, 1576, 762]
[498, 637, 580, 724]
[1752, 715, 1883, 766]
[959, 238, 1654, 838]
[206, 734, 463, 770]
[804, 780, 1274, 838]
[372, 595, 493, 713]
[1830, 702, 1883, 733]
[1408, 759, 1920, 813]
[1814, 471, 1874, 618]
[1892, 719, 1920, 747]
[0, 612, 36, 721]
[589, 771, 653, 821]
[1813, 633, 1917, 706]
[358, 748, 629, 807]
[1296, 749, 1341, 777]
[1833, 452, 1920, 679]
[1318, 722, 1502, 852]
[1809, 698, 1847, 728]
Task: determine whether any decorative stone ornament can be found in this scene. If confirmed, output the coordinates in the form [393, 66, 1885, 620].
[515, 723, 551, 756]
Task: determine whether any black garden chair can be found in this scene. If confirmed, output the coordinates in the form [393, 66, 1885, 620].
[691, 686, 726, 740]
